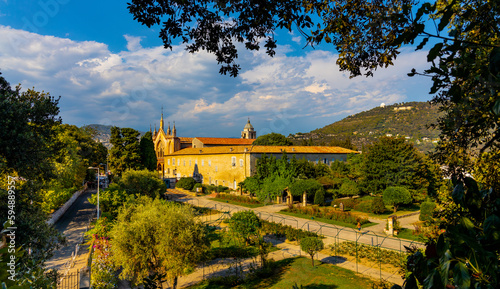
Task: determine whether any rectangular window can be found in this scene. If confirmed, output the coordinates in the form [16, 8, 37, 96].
[195, 160, 198, 165]
[209, 160, 211, 166]
[173, 158, 175, 165]
[215, 165, 218, 172]
[240, 159, 243, 167]
[183, 160, 186, 166]
[168, 159, 170, 165]
[202, 160, 204, 166]
[231, 156, 236, 167]
[178, 159, 180, 166]
[189, 160, 192, 166]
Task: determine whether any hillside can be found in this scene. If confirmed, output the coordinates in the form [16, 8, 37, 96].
[289, 101, 442, 152]
[82, 124, 146, 149]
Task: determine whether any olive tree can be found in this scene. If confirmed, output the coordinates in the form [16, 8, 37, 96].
[110, 197, 209, 289]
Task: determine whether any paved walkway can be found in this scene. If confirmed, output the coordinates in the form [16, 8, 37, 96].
[46, 189, 95, 280]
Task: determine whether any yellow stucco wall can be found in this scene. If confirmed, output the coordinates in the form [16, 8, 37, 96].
[162, 153, 252, 189]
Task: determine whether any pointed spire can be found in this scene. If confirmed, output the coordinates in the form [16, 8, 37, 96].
[154, 123, 157, 135]
[167, 121, 171, 136]
[172, 121, 177, 137]
[160, 106, 164, 130]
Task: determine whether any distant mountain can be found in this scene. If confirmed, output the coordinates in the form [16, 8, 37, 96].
[82, 124, 146, 150]
[289, 101, 442, 153]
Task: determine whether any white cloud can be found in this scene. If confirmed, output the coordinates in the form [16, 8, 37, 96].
[0, 25, 433, 137]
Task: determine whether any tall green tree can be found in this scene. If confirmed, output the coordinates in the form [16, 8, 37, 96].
[110, 197, 209, 289]
[109, 127, 142, 175]
[139, 131, 157, 171]
[362, 137, 434, 202]
[0, 73, 65, 288]
[252, 133, 293, 146]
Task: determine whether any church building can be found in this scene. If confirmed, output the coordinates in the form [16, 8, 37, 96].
[152, 113, 357, 189]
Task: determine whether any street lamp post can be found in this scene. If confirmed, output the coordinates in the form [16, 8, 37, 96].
[88, 166, 100, 219]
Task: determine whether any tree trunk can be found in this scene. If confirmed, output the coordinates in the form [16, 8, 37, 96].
[310, 254, 315, 267]
[393, 205, 397, 213]
[172, 276, 178, 289]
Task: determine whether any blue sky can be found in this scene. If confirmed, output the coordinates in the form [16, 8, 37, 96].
[0, 0, 434, 137]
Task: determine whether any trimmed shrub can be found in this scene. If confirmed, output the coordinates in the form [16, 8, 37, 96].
[371, 197, 387, 214]
[353, 200, 373, 213]
[175, 177, 196, 190]
[420, 201, 436, 222]
[314, 189, 325, 205]
[331, 198, 359, 210]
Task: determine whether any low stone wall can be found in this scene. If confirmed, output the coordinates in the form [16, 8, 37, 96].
[47, 189, 85, 225]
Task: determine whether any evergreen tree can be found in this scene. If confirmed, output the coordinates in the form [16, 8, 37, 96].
[139, 131, 157, 171]
[109, 127, 143, 175]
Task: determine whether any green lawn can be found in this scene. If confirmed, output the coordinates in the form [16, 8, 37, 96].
[208, 197, 266, 208]
[278, 210, 377, 229]
[187, 257, 381, 289]
[396, 228, 426, 242]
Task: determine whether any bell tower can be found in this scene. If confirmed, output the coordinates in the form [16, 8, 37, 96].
[241, 118, 256, 139]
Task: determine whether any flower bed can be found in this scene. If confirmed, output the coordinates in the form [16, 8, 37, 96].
[282, 205, 370, 226]
[216, 193, 261, 205]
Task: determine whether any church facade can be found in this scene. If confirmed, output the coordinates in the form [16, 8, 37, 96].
[152, 114, 357, 189]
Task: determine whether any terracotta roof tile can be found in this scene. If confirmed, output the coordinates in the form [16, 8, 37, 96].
[194, 137, 255, 145]
[169, 145, 358, 156]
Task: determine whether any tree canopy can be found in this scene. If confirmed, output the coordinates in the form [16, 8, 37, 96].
[109, 126, 143, 175]
[139, 131, 157, 171]
[252, 132, 293, 146]
[110, 197, 209, 289]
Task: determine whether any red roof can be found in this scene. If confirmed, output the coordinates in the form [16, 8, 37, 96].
[194, 137, 255, 145]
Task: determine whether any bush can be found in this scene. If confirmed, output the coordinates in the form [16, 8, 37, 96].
[371, 197, 387, 214]
[353, 200, 373, 213]
[419, 201, 436, 222]
[193, 183, 203, 193]
[331, 198, 359, 210]
[217, 185, 229, 193]
[314, 189, 325, 205]
[206, 184, 217, 193]
[215, 193, 261, 204]
[339, 180, 360, 198]
[119, 169, 167, 198]
[175, 177, 196, 190]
